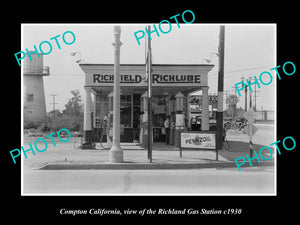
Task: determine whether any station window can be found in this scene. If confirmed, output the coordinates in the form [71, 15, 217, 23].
[95, 95, 108, 128]
[132, 94, 141, 128]
[95, 94, 134, 128]
[27, 94, 33, 101]
[121, 94, 132, 128]
[121, 94, 132, 103]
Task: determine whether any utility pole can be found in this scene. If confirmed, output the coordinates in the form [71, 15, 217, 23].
[253, 84, 260, 111]
[225, 90, 230, 111]
[241, 77, 248, 111]
[231, 86, 237, 96]
[50, 94, 58, 131]
[50, 94, 58, 118]
[216, 25, 225, 153]
[248, 76, 252, 108]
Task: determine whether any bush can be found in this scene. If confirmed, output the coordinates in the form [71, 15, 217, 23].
[39, 121, 51, 132]
[48, 114, 83, 132]
[24, 119, 41, 129]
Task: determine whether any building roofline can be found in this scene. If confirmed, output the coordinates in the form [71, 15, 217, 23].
[79, 63, 214, 67]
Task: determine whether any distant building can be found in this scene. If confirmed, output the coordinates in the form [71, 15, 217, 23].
[189, 94, 218, 130]
[23, 52, 49, 125]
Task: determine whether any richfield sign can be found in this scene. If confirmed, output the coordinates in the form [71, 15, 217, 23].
[80, 64, 214, 88]
[92, 73, 203, 86]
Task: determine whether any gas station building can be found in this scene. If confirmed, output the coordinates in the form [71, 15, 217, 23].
[79, 63, 214, 147]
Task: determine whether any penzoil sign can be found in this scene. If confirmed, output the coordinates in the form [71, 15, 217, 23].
[180, 132, 216, 150]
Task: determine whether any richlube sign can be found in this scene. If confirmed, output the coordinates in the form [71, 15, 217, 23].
[93, 74, 202, 86]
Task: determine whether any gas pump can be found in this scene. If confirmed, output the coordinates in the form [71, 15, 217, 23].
[170, 119, 175, 145]
[93, 112, 112, 150]
[107, 91, 114, 148]
[141, 91, 148, 147]
[175, 113, 185, 147]
[106, 111, 113, 148]
[80, 112, 96, 149]
[175, 92, 185, 147]
[190, 115, 202, 131]
[74, 111, 109, 150]
[94, 115, 110, 150]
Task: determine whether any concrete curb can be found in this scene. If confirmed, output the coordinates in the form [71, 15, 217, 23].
[38, 160, 274, 170]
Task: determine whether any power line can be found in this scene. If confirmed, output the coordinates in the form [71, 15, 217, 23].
[47, 65, 274, 78]
[208, 64, 275, 79]
[50, 94, 58, 114]
[46, 73, 83, 76]
[253, 84, 260, 111]
[224, 65, 274, 74]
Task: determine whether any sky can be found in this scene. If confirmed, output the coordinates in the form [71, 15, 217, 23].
[22, 23, 276, 112]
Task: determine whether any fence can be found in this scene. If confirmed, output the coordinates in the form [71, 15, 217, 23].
[255, 111, 274, 121]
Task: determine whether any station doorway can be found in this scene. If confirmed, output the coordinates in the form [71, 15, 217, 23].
[151, 94, 173, 143]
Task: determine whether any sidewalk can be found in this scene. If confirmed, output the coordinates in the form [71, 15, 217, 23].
[22, 134, 274, 171]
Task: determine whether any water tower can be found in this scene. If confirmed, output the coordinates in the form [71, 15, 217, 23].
[23, 52, 49, 125]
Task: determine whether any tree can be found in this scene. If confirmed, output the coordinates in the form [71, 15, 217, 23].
[49, 114, 82, 131]
[226, 94, 239, 118]
[47, 89, 83, 132]
[48, 109, 62, 118]
[63, 89, 82, 117]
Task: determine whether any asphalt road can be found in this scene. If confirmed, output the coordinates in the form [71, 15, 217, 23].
[252, 123, 275, 146]
[21, 123, 275, 195]
[23, 167, 275, 195]
[226, 123, 275, 146]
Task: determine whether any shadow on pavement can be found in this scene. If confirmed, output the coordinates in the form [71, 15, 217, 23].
[224, 141, 266, 153]
[219, 140, 273, 162]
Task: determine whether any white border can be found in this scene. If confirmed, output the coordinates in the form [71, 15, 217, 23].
[21, 23, 277, 196]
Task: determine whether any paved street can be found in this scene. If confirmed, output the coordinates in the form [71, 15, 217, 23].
[23, 167, 274, 195]
[21, 123, 275, 195]
[226, 123, 275, 146]
[253, 123, 275, 144]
